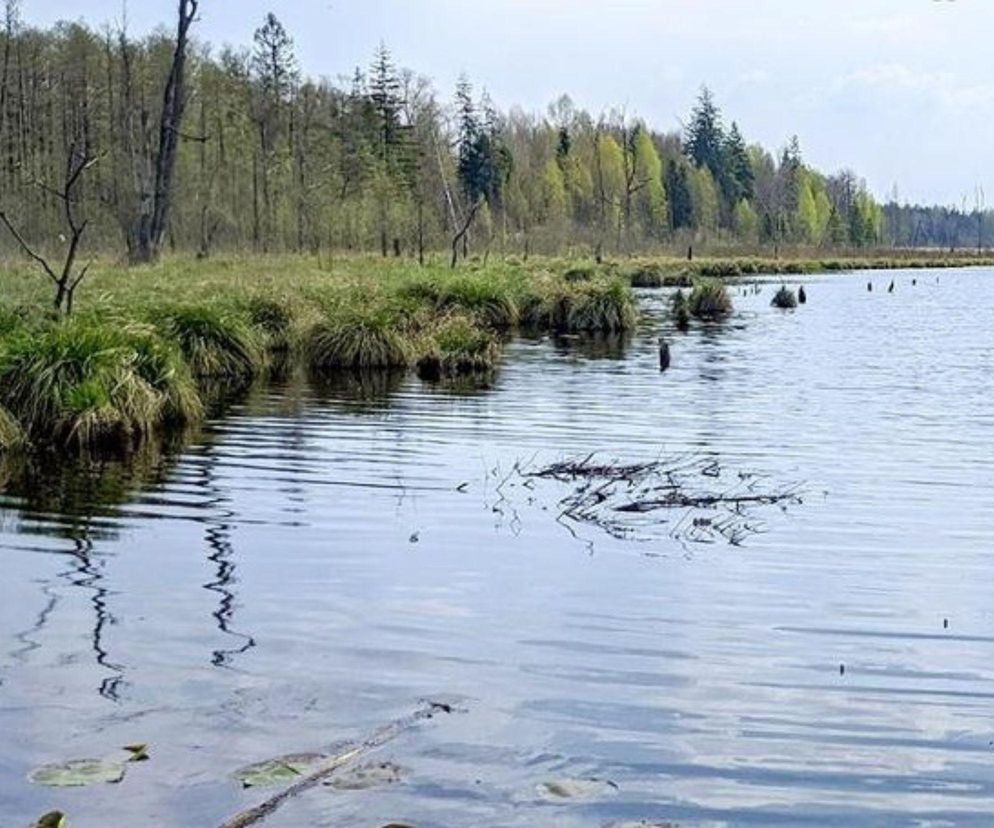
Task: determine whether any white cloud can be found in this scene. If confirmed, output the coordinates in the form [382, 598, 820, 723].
[835, 63, 994, 109]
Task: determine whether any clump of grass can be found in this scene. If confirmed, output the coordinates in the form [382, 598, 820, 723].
[306, 308, 414, 373]
[671, 289, 691, 330]
[0, 304, 32, 337]
[246, 295, 295, 352]
[566, 280, 638, 332]
[0, 322, 202, 448]
[688, 280, 733, 320]
[522, 280, 637, 333]
[563, 265, 597, 283]
[771, 285, 798, 309]
[0, 405, 24, 450]
[417, 315, 501, 380]
[628, 266, 692, 288]
[152, 306, 264, 380]
[400, 273, 519, 330]
[695, 261, 742, 278]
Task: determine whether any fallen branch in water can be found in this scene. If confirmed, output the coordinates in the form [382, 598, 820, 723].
[218, 700, 459, 828]
[518, 453, 804, 546]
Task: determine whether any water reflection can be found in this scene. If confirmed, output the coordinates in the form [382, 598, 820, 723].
[195, 444, 257, 668]
[551, 331, 634, 361]
[67, 535, 125, 700]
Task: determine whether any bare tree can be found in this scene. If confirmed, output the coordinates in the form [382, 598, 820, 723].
[0, 140, 100, 315]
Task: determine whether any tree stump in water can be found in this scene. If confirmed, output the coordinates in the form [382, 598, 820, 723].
[659, 338, 671, 372]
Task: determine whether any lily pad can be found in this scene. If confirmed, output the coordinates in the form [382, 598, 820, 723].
[234, 753, 326, 789]
[33, 813, 68, 828]
[536, 777, 619, 801]
[29, 759, 125, 788]
[325, 761, 406, 791]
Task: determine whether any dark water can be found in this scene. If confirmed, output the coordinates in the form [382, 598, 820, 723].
[4, 270, 994, 827]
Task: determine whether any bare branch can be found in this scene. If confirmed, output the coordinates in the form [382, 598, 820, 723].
[0, 210, 58, 284]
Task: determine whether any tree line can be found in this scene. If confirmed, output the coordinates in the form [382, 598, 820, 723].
[0, 2, 983, 269]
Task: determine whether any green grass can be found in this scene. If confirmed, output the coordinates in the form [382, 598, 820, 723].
[306, 306, 415, 372]
[150, 306, 264, 380]
[0, 404, 24, 450]
[0, 248, 984, 452]
[0, 321, 201, 448]
[417, 314, 502, 379]
[688, 280, 733, 320]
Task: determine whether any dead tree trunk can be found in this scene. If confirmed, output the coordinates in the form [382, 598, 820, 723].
[451, 198, 483, 268]
[129, 0, 198, 263]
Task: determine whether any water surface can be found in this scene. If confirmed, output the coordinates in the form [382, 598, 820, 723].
[3, 270, 994, 827]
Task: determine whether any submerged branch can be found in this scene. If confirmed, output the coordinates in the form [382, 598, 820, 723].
[518, 453, 805, 546]
[218, 700, 460, 828]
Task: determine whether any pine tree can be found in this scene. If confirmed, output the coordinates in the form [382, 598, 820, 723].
[721, 122, 754, 205]
[368, 42, 403, 165]
[685, 86, 725, 180]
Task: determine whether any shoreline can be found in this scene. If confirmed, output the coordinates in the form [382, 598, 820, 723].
[0, 252, 986, 453]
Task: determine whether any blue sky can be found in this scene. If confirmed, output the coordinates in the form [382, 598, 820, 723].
[24, 0, 994, 206]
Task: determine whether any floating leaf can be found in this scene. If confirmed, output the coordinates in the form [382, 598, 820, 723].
[29, 759, 125, 787]
[123, 744, 150, 763]
[33, 813, 68, 828]
[325, 761, 406, 791]
[536, 777, 619, 801]
[234, 753, 326, 789]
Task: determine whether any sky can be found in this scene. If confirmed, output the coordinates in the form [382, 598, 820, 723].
[22, 0, 994, 206]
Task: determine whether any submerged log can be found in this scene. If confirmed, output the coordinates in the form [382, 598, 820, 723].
[218, 701, 459, 828]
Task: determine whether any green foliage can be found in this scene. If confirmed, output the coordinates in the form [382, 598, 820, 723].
[400, 273, 520, 330]
[523, 279, 637, 333]
[152, 306, 264, 380]
[417, 314, 501, 379]
[0, 404, 24, 450]
[688, 280, 733, 320]
[306, 309, 414, 372]
[246, 295, 296, 352]
[0, 322, 202, 448]
[685, 86, 725, 179]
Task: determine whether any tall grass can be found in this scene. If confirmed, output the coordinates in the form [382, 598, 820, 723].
[417, 314, 502, 379]
[306, 308, 415, 372]
[688, 280, 733, 320]
[151, 306, 264, 380]
[0, 404, 24, 449]
[400, 272, 520, 330]
[0, 322, 201, 447]
[521, 279, 638, 333]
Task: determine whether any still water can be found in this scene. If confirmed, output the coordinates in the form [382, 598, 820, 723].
[3, 270, 994, 827]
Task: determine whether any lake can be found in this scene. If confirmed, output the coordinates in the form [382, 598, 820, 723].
[4, 269, 994, 827]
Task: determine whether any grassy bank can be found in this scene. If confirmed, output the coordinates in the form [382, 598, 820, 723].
[0, 249, 986, 451]
[0, 255, 638, 450]
[617, 252, 994, 287]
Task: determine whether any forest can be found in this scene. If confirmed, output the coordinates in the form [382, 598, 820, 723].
[0, 1, 983, 269]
